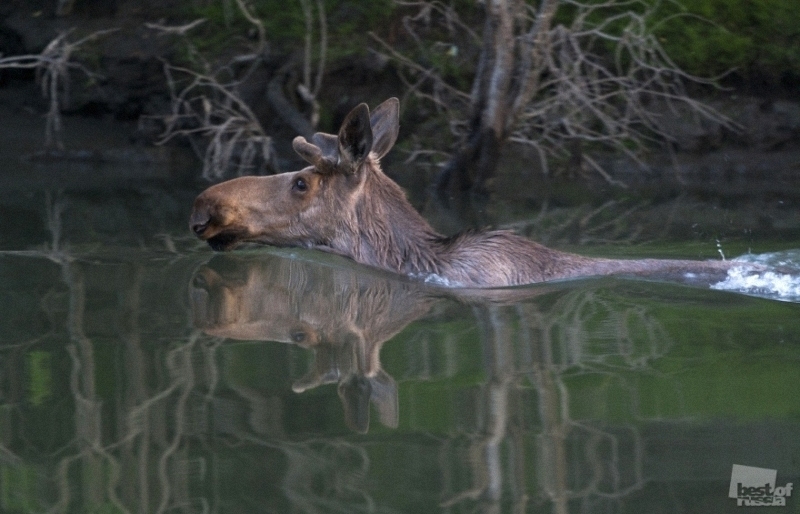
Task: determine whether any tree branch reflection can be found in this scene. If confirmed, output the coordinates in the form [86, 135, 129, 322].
[0, 198, 723, 513]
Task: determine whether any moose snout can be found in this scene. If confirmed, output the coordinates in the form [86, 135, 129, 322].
[189, 193, 244, 251]
[190, 176, 272, 250]
[189, 207, 211, 236]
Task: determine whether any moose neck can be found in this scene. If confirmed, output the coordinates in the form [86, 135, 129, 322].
[328, 163, 445, 277]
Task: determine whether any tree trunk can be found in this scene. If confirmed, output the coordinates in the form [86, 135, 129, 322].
[437, 0, 513, 194]
[436, 0, 558, 194]
[435, 126, 505, 195]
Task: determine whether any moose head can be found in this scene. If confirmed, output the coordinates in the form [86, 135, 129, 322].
[189, 98, 402, 253]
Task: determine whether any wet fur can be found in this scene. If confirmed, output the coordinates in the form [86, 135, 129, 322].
[191, 98, 740, 288]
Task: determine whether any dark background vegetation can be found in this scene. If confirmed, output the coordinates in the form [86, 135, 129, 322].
[0, 0, 798, 185]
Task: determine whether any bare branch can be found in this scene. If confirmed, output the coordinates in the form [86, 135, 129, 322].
[152, 62, 274, 180]
[233, 0, 267, 55]
[369, 31, 471, 107]
[0, 28, 116, 150]
[144, 18, 207, 35]
[298, 0, 327, 127]
[381, 0, 736, 186]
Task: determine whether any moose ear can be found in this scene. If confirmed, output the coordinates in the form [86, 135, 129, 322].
[369, 98, 399, 159]
[292, 136, 322, 165]
[338, 103, 373, 170]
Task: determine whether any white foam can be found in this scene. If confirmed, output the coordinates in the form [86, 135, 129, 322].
[711, 265, 800, 302]
[410, 272, 462, 288]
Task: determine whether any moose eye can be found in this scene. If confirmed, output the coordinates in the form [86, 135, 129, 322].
[293, 177, 308, 192]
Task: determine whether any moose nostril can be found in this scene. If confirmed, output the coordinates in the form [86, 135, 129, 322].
[192, 221, 209, 236]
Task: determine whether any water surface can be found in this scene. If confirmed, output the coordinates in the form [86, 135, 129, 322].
[1, 139, 799, 513]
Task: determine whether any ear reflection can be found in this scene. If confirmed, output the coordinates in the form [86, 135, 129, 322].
[190, 253, 434, 433]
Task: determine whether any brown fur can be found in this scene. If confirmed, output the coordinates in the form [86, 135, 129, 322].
[191, 98, 740, 288]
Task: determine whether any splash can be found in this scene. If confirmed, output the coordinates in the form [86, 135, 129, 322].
[711, 251, 800, 302]
[410, 272, 462, 288]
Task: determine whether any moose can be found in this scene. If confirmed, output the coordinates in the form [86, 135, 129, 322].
[190, 98, 744, 288]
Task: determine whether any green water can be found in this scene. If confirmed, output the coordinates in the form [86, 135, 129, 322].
[1, 154, 799, 513]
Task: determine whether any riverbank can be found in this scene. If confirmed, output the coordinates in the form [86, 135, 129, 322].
[1, 1, 799, 189]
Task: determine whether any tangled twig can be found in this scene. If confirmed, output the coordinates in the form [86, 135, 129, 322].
[0, 28, 117, 149]
[376, 0, 737, 185]
[155, 63, 275, 180]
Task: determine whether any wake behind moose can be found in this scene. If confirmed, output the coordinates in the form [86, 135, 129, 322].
[190, 98, 741, 288]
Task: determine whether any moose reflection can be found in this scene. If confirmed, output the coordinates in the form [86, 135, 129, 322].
[190, 252, 436, 433]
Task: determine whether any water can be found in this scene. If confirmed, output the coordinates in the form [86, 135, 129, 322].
[1, 139, 800, 513]
[710, 252, 800, 301]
